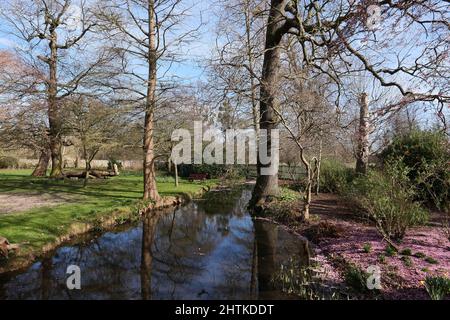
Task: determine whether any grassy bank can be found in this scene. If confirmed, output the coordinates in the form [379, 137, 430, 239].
[0, 169, 217, 270]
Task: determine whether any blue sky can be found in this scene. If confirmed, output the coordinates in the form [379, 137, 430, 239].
[0, 0, 216, 84]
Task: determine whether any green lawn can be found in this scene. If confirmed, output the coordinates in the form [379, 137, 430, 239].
[0, 169, 217, 259]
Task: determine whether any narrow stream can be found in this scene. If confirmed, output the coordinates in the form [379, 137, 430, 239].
[0, 187, 311, 300]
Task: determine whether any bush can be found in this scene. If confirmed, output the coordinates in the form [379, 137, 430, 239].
[349, 159, 428, 241]
[178, 164, 249, 179]
[319, 159, 354, 193]
[303, 221, 343, 243]
[0, 156, 19, 169]
[363, 243, 372, 253]
[107, 158, 123, 170]
[424, 275, 450, 300]
[381, 130, 450, 211]
[344, 264, 370, 293]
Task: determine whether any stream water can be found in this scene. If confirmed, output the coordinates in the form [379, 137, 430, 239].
[0, 187, 311, 300]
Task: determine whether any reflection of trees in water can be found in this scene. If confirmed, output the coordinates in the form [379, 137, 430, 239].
[0, 188, 310, 300]
[150, 203, 225, 298]
[141, 212, 159, 300]
[253, 220, 312, 299]
[254, 220, 278, 298]
[197, 187, 252, 217]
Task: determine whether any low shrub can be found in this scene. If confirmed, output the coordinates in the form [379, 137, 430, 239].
[424, 256, 439, 265]
[381, 130, 450, 211]
[0, 156, 19, 169]
[385, 245, 397, 257]
[304, 221, 343, 243]
[414, 252, 426, 259]
[344, 264, 370, 293]
[400, 248, 412, 256]
[401, 256, 413, 267]
[363, 243, 372, 253]
[424, 275, 450, 300]
[319, 159, 354, 193]
[348, 159, 428, 241]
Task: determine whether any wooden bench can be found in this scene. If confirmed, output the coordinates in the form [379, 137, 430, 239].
[188, 173, 208, 182]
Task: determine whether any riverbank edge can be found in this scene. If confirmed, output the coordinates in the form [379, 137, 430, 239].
[0, 185, 214, 275]
[253, 215, 347, 297]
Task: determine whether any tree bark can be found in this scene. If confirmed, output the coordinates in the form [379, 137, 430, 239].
[250, 0, 285, 208]
[174, 158, 179, 188]
[143, 0, 160, 202]
[356, 92, 370, 174]
[315, 136, 323, 195]
[32, 149, 50, 177]
[48, 27, 63, 177]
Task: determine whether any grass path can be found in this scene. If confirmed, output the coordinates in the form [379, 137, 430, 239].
[0, 169, 217, 258]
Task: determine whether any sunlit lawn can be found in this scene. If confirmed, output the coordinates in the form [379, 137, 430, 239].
[0, 169, 217, 255]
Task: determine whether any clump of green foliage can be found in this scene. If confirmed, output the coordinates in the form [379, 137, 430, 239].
[348, 159, 428, 241]
[414, 252, 426, 259]
[319, 159, 355, 193]
[0, 156, 19, 169]
[424, 256, 439, 265]
[272, 258, 344, 300]
[278, 187, 299, 202]
[381, 130, 450, 211]
[401, 256, 413, 267]
[362, 243, 372, 253]
[385, 245, 397, 257]
[179, 164, 250, 179]
[343, 263, 370, 293]
[400, 248, 412, 256]
[424, 275, 450, 300]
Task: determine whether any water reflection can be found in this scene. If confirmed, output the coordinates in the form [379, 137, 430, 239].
[0, 188, 311, 300]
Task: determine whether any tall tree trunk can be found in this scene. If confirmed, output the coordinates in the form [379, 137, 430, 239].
[48, 29, 63, 177]
[32, 149, 50, 177]
[315, 136, 323, 195]
[303, 166, 312, 221]
[143, 0, 160, 202]
[174, 158, 179, 188]
[250, 0, 284, 208]
[356, 92, 370, 174]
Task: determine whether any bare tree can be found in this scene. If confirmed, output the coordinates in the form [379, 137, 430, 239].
[355, 92, 370, 174]
[0, 0, 117, 177]
[211, 0, 267, 133]
[63, 95, 125, 186]
[249, 0, 450, 207]
[98, 0, 201, 201]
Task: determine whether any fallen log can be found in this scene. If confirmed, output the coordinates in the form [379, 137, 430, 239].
[64, 164, 120, 179]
